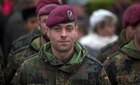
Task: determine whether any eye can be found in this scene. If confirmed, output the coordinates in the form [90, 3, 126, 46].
[52, 26, 61, 31]
[66, 26, 74, 31]
[30, 19, 37, 23]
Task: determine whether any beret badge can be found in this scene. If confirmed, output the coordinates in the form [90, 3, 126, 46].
[67, 10, 74, 21]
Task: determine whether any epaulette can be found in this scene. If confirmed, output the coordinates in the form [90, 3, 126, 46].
[11, 34, 31, 53]
[12, 34, 30, 45]
[12, 45, 29, 55]
[11, 29, 41, 54]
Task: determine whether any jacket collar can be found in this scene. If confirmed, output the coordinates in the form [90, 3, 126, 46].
[40, 42, 86, 73]
[121, 40, 140, 59]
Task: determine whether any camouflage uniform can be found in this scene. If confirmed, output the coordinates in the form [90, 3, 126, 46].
[104, 40, 140, 85]
[5, 34, 41, 84]
[3, 29, 40, 68]
[12, 42, 111, 85]
[0, 46, 5, 85]
[97, 30, 129, 63]
[9, 29, 41, 56]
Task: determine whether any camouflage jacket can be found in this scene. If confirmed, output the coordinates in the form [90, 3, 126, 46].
[97, 30, 129, 63]
[12, 42, 111, 85]
[104, 40, 140, 85]
[5, 29, 41, 67]
[9, 29, 41, 56]
[5, 35, 41, 84]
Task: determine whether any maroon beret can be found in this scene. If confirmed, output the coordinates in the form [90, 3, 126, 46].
[123, 4, 140, 28]
[37, 4, 58, 16]
[45, 5, 77, 27]
[36, 0, 63, 13]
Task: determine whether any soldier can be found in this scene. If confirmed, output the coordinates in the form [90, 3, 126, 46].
[4, 1, 61, 84]
[8, 0, 63, 61]
[104, 4, 140, 85]
[2, 0, 39, 62]
[12, 5, 111, 85]
[3, 7, 38, 68]
[97, 4, 136, 63]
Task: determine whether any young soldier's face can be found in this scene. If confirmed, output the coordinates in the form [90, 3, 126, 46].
[47, 22, 78, 52]
[26, 16, 38, 33]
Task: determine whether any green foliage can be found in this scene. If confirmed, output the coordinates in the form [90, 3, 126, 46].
[86, 0, 132, 15]
[86, 0, 113, 15]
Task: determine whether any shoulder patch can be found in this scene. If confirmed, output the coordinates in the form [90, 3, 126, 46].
[12, 34, 30, 45]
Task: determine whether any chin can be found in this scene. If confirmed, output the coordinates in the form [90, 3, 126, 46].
[57, 47, 71, 52]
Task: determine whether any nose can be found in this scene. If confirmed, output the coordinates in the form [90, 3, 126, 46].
[61, 28, 67, 38]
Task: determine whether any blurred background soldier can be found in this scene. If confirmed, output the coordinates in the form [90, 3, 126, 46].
[2, 0, 39, 67]
[4, 6, 38, 68]
[4, 0, 62, 84]
[104, 4, 140, 85]
[21, 7, 38, 33]
[97, 2, 136, 63]
[7, 0, 64, 64]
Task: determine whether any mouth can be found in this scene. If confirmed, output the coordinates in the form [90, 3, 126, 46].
[58, 41, 69, 43]
[58, 41, 70, 44]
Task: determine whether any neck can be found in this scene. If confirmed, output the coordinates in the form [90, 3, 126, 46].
[134, 37, 140, 51]
[51, 46, 74, 60]
[41, 36, 46, 45]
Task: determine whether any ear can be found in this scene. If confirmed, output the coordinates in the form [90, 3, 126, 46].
[75, 25, 79, 37]
[47, 27, 50, 37]
[37, 17, 41, 26]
